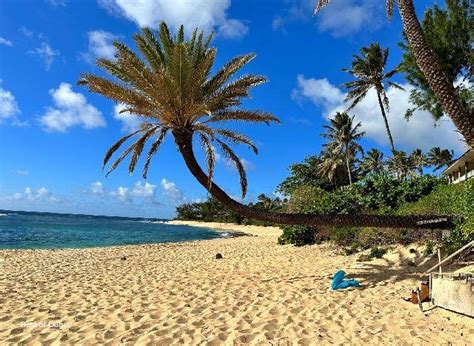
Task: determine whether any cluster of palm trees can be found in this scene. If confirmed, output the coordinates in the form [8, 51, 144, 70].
[79, 7, 462, 228]
[318, 110, 454, 184]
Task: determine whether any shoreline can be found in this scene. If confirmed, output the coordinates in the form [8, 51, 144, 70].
[1, 222, 473, 344]
[165, 219, 282, 237]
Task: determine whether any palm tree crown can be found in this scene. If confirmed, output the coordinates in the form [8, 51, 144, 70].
[79, 22, 279, 198]
[427, 147, 454, 171]
[320, 112, 365, 185]
[343, 43, 403, 153]
[359, 149, 385, 175]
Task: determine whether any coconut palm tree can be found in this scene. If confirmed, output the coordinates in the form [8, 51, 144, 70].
[315, 0, 473, 148]
[359, 149, 385, 175]
[320, 112, 364, 185]
[410, 149, 427, 175]
[388, 150, 416, 180]
[426, 147, 454, 171]
[79, 23, 449, 229]
[343, 43, 402, 153]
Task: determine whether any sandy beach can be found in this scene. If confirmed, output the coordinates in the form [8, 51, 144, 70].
[1, 221, 472, 344]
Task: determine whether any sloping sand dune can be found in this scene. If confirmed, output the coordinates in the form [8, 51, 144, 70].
[0, 222, 472, 344]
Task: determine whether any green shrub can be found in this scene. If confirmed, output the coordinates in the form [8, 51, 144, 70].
[278, 225, 317, 246]
[331, 227, 359, 246]
[423, 240, 435, 256]
[368, 246, 387, 259]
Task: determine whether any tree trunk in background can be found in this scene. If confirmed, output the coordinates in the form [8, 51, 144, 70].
[398, 0, 474, 148]
[173, 130, 453, 229]
[376, 91, 396, 154]
[345, 146, 353, 185]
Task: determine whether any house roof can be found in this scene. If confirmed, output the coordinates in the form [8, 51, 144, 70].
[442, 148, 474, 176]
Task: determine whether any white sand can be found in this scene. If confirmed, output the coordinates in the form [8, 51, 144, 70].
[0, 221, 472, 344]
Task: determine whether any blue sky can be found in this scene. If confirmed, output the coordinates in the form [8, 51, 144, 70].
[0, 0, 465, 218]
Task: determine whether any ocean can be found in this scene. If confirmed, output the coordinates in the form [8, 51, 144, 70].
[0, 210, 227, 249]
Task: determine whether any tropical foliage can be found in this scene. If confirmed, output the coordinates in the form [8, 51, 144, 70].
[343, 43, 402, 153]
[320, 112, 365, 185]
[399, 0, 473, 121]
[79, 22, 279, 199]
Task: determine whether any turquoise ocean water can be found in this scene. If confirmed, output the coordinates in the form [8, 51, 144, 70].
[0, 210, 227, 249]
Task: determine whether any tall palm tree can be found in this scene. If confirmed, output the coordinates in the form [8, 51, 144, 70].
[343, 43, 403, 153]
[426, 147, 454, 171]
[321, 112, 364, 185]
[359, 149, 385, 175]
[410, 149, 427, 175]
[318, 152, 346, 186]
[388, 150, 416, 180]
[315, 0, 474, 148]
[79, 23, 449, 229]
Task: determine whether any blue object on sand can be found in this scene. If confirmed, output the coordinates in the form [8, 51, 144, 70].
[331, 270, 360, 290]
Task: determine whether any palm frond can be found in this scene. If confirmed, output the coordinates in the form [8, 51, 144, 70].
[204, 110, 280, 125]
[216, 139, 248, 198]
[199, 134, 215, 190]
[103, 127, 148, 169]
[142, 128, 168, 179]
[216, 129, 258, 154]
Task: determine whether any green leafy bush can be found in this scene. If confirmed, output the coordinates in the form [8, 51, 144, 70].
[368, 247, 387, 259]
[277, 225, 317, 246]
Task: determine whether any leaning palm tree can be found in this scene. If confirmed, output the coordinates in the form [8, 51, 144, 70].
[359, 149, 385, 175]
[315, 0, 473, 148]
[410, 149, 427, 175]
[426, 147, 454, 171]
[79, 23, 450, 229]
[343, 43, 402, 153]
[321, 112, 365, 185]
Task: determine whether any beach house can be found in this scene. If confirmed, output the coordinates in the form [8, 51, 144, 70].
[442, 148, 474, 184]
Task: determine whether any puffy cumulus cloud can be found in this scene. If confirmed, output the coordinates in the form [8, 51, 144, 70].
[29, 42, 59, 70]
[40, 83, 106, 132]
[113, 103, 143, 132]
[132, 181, 156, 198]
[91, 181, 104, 195]
[0, 37, 13, 46]
[273, 0, 384, 37]
[98, 0, 248, 39]
[160, 178, 184, 203]
[107, 181, 158, 202]
[82, 30, 118, 63]
[292, 75, 466, 153]
[111, 186, 130, 201]
[0, 82, 22, 125]
[10, 187, 58, 202]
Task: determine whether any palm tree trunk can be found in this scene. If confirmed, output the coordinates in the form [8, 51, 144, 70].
[173, 130, 453, 229]
[376, 91, 396, 153]
[345, 146, 352, 185]
[398, 0, 474, 148]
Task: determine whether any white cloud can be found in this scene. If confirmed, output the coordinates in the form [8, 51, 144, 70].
[11, 187, 58, 202]
[46, 0, 67, 6]
[132, 181, 156, 198]
[91, 181, 104, 195]
[161, 178, 184, 202]
[82, 30, 118, 63]
[111, 186, 130, 201]
[40, 83, 106, 132]
[19, 27, 33, 38]
[0, 83, 21, 125]
[16, 170, 29, 176]
[0, 37, 13, 46]
[292, 75, 466, 152]
[29, 42, 59, 70]
[98, 0, 248, 39]
[113, 103, 143, 132]
[273, 0, 384, 37]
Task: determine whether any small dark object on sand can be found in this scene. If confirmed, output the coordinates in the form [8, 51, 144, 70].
[409, 248, 416, 254]
[121, 256, 127, 261]
[215, 253, 223, 259]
